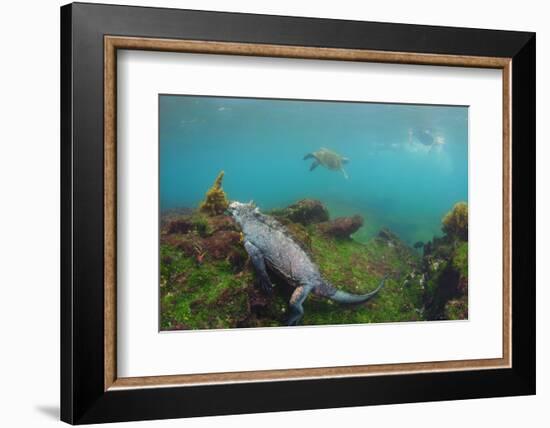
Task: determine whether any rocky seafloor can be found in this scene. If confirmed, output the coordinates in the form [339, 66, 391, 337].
[159, 197, 468, 330]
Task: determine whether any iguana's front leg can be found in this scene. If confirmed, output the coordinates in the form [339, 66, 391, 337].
[244, 241, 273, 294]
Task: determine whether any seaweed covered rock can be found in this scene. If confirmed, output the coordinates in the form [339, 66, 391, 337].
[161, 212, 246, 270]
[166, 217, 195, 234]
[160, 197, 428, 330]
[423, 257, 462, 319]
[306, 227, 423, 324]
[203, 230, 243, 260]
[270, 198, 329, 225]
[164, 213, 213, 238]
[422, 203, 469, 320]
[160, 207, 194, 228]
[444, 297, 468, 320]
[442, 201, 468, 241]
[199, 171, 229, 216]
[209, 214, 240, 233]
[317, 215, 364, 239]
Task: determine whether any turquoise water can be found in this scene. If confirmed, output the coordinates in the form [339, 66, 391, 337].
[160, 95, 468, 245]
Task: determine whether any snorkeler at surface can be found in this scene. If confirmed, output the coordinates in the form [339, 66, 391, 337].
[408, 128, 445, 152]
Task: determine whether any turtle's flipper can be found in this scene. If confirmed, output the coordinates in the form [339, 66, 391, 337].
[309, 160, 320, 171]
[303, 153, 314, 160]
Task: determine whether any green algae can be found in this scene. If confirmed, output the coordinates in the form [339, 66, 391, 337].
[442, 201, 468, 241]
[159, 198, 469, 330]
[452, 242, 468, 278]
[422, 213, 469, 320]
[160, 217, 427, 330]
[160, 244, 252, 330]
[302, 230, 424, 325]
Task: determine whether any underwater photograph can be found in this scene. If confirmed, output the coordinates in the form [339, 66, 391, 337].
[159, 95, 469, 330]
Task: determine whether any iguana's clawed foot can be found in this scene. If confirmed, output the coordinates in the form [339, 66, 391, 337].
[286, 303, 304, 326]
[286, 313, 302, 326]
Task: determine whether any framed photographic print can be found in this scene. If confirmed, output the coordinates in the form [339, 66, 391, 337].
[60, 2, 535, 424]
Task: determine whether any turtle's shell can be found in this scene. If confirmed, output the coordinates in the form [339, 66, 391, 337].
[314, 148, 343, 170]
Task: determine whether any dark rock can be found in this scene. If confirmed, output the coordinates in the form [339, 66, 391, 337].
[271, 199, 329, 225]
[248, 287, 271, 313]
[318, 215, 363, 239]
[422, 241, 468, 320]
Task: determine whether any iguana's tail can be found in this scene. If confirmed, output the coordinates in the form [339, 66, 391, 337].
[328, 276, 386, 304]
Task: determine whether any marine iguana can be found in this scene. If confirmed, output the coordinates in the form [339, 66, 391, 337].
[228, 201, 385, 326]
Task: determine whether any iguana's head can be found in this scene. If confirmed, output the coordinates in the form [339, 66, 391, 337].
[227, 200, 258, 224]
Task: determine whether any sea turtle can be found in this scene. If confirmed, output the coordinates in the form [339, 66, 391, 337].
[303, 148, 350, 179]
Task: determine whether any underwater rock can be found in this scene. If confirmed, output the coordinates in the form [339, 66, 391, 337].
[444, 296, 468, 320]
[162, 213, 215, 237]
[226, 247, 248, 271]
[442, 201, 468, 241]
[420, 202, 469, 320]
[161, 209, 247, 269]
[271, 198, 329, 225]
[175, 237, 200, 258]
[160, 198, 432, 329]
[423, 261, 461, 319]
[203, 230, 242, 260]
[376, 227, 400, 245]
[160, 207, 194, 228]
[422, 239, 468, 320]
[317, 215, 363, 239]
[166, 217, 195, 234]
[199, 171, 229, 216]
[190, 214, 213, 237]
[209, 214, 240, 233]
[247, 286, 271, 314]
